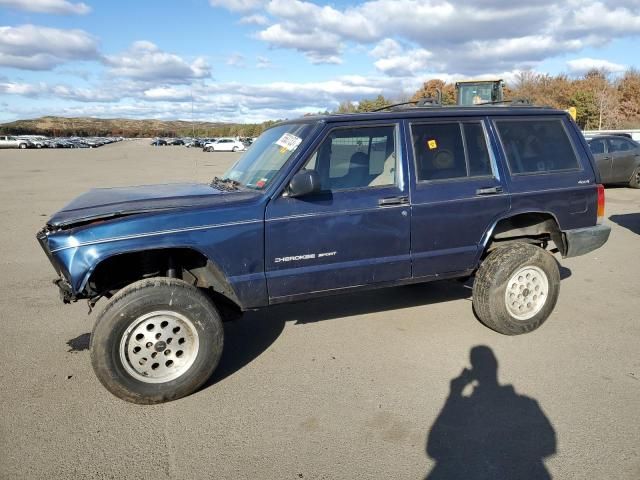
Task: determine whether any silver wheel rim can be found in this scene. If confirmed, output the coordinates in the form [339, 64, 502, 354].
[504, 266, 549, 321]
[119, 311, 199, 384]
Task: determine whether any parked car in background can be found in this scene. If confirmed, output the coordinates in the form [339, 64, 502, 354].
[587, 135, 640, 188]
[204, 138, 246, 152]
[0, 135, 31, 149]
[185, 139, 204, 148]
[202, 139, 218, 151]
[151, 139, 167, 146]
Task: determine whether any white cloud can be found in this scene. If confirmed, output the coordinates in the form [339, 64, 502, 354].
[373, 49, 432, 77]
[217, 0, 640, 73]
[104, 41, 211, 83]
[226, 53, 246, 67]
[239, 14, 269, 25]
[370, 39, 403, 59]
[257, 23, 343, 64]
[0, 80, 118, 102]
[0, 24, 99, 70]
[567, 57, 627, 74]
[209, 0, 266, 12]
[370, 39, 432, 76]
[143, 87, 193, 102]
[0, 0, 90, 15]
[256, 55, 271, 68]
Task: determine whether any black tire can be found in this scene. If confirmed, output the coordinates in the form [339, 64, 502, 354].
[90, 277, 223, 404]
[232, 146, 238, 152]
[472, 243, 560, 335]
[19, 143, 27, 149]
[629, 167, 640, 189]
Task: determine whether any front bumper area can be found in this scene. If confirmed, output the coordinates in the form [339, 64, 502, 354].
[563, 224, 611, 258]
[37, 227, 77, 303]
[54, 277, 75, 303]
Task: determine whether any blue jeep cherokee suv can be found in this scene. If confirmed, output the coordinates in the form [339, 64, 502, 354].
[37, 105, 610, 403]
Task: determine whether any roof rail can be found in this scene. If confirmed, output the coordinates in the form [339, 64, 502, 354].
[371, 91, 443, 112]
[475, 98, 533, 106]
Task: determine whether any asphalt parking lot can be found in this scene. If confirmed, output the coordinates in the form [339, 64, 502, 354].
[0, 139, 638, 479]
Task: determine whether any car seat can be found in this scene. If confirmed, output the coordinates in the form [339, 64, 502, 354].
[332, 151, 372, 189]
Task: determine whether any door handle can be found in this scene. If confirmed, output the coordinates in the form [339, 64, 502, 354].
[476, 186, 503, 195]
[378, 195, 409, 206]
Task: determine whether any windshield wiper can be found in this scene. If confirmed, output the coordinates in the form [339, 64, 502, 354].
[210, 177, 242, 192]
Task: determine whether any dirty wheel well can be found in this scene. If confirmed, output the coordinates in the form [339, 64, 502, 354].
[485, 213, 565, 257]
[87, 248, 241, 315]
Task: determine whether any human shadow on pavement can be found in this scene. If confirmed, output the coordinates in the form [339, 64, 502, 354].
[425, 346, 556, 480]
[609, 213, 640, 235]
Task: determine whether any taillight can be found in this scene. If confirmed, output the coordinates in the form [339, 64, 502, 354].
[597, 184, 605, 223]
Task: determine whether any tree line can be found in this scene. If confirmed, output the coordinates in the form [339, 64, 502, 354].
[336, 69, 640, 130]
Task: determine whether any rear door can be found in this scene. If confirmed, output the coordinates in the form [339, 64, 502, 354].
[408, 118, 511, 277]
[588, 137, 612, 183]
[265, 121, 411, 301]
[607, 137, 640, 182]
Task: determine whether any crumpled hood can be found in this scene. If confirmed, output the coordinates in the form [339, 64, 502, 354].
[47, 182, 250, 228]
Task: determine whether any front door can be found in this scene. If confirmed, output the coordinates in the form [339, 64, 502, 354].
[265, 122, 411, 301]
[588, 137, 612, 182]
[408, 118, 511, 277]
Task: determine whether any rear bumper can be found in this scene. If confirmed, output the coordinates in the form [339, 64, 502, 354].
[563, 224, 611, 258]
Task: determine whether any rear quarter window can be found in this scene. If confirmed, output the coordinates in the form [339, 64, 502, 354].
[495, 118, 580, 175]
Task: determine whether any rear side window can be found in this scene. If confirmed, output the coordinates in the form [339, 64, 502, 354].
[411, 121, 493, 181]
[608, 137, 637, 153]
[495, 118, 580, 174]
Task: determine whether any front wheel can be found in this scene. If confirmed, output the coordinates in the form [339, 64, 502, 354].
[90, 277, 223, 404]
[19, 143, 27, 149]
[472, 243, 560, 335]
[232, 146, 238, 152]
[629, 167, 640, 188]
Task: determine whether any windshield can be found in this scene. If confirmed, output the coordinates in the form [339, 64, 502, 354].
[223, 123, 315, 190]
[458, 84, 496, 105]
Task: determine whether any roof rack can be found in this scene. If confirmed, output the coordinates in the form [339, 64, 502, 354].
[371, 95, 535, 113]
[371, 90, 443, 112]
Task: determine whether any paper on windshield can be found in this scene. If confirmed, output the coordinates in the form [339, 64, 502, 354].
[275, 133, 303, 152]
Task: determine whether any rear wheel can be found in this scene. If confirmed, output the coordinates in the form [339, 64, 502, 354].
[232, 146, 238, 152]
[19, 143, 27, 149]
[90, 277, 223, 404]
[629, 167, 640, 188]
[472, 243, 560, 335]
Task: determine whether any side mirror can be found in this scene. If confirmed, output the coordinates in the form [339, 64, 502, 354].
[287, 169, 321, 198]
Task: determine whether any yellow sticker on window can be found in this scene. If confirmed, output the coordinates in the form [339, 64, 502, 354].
[428, 139, 437, 150]
[279, 146, 288, 154]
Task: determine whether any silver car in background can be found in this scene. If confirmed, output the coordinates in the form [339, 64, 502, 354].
[0, 135, 31, 149]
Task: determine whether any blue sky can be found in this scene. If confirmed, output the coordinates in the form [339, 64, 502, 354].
[0, 0, 639, 123]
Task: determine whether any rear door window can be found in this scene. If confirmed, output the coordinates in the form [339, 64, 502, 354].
[411, 121, 493, 181]
[495, 118, 580, 174]
[608, 137, 637, 153]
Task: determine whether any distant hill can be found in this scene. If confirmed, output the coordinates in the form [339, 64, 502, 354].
[0, 116, 277, 138]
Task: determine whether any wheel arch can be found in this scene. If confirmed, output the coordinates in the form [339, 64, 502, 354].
[480, 210, 565, 257]
[82, 246, 242, 309]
